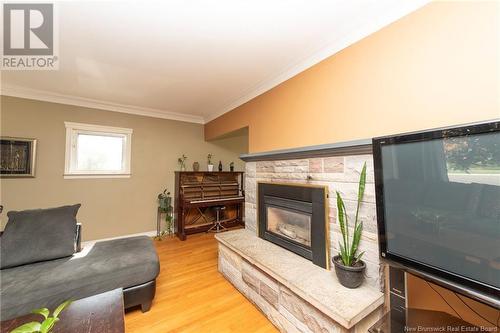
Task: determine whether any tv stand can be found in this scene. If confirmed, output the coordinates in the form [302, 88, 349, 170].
[369, 308, 478, 333]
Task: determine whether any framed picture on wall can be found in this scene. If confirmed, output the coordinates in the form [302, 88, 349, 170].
[0, 137, 37, 178]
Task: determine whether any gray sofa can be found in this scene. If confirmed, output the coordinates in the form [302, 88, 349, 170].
[0, 207, 160, 321]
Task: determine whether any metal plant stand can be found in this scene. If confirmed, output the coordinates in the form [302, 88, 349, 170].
[156, 205, 174, 239]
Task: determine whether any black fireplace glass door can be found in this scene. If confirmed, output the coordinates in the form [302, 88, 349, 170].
[258, 183, 328, 268]
[266, 206, 311, 247]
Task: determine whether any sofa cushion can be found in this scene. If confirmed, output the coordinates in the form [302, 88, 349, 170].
[0, 204, 81, 269]
[0, 236, 160, 320]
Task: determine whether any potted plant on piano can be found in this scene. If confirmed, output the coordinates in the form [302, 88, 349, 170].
[333, 162, 367, 289]
[177, 154, 187, 171]
[207, 153, 214, 172]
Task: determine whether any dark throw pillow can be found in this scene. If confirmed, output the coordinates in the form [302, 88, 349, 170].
[0, 204, 81, 269]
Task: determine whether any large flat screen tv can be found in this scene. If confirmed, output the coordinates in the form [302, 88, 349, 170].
[373, 120, 499, 307]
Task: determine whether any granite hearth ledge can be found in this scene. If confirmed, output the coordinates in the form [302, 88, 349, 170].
[215, 229, 384, 330]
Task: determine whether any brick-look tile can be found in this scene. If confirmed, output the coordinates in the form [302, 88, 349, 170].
[309, 158, 323, 173]
[256, 161, 275, 173]
[344, 155, 374, 183]
[219, 244, 242, 270]
[246, 162, 256, 178]
[244, 203, 257, 233]
[242, 268, 260, 292]
[260, 282, 279, 309]
[274, 159, 309, 167]
[323, 157, 344, 173]
[280, 286, 343, 333]
[218, 256, 249, 296]
[274, 165, 309, 173]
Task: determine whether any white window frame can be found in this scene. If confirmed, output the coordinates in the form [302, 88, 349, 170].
[64, 122, 132, 179]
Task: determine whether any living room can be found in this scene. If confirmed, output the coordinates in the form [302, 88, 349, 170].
[1, 1, 499, 332]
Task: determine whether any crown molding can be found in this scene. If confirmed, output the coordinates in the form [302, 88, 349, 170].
[0, 85, 205, 124]
[205, 0, 430, 123]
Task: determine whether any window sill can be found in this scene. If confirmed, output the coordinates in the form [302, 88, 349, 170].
[63, 174, 131, 179]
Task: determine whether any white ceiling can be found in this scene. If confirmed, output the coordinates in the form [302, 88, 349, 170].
[1, 0, 429, 124]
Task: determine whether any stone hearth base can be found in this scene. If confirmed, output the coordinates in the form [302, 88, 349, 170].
[216, 230, 384, 333]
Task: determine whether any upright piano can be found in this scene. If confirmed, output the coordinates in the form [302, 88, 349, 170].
[174, 171, 245, 240]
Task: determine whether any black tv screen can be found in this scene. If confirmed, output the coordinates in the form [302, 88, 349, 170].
[373, 121, 499, 305]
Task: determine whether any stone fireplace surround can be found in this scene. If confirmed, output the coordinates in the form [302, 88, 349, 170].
[215, 141, 385, 332]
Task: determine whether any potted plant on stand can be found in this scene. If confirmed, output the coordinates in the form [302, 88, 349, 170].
[207, 153, 214, 172]
[157, 189, 174, 239]
[333, 162, 367, 288]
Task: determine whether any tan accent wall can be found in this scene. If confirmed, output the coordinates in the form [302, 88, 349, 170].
[205, 1, 500, 153]
[0, 96, 247, 241]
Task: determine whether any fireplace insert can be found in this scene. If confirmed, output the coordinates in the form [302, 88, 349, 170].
[258, 182, 328, 268]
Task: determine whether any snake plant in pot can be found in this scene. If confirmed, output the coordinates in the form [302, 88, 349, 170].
[333, 162, 367, 288]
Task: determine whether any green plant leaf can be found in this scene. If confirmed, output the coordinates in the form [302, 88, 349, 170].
[355, 251, 365, 264]
[53, 300, 72, 318]
[349, 162, 366, 265]
[336, 191, 348, 252]
[10, 322, 41, 333]
[357, 162, 367, 204]
[350, 222, 363, 261]
[40, 317, 58, 333]
[340, 197, 350, 255]
[353, 162, 367, 233]
[339, 242, 350, 266]
[31, 308, 49, 319]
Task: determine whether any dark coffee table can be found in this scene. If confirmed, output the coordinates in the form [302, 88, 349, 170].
[0, 289, 124, 333]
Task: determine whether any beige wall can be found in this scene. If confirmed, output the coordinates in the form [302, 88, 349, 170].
[0, 96, 247, 241]
[205, 1, 500, 153]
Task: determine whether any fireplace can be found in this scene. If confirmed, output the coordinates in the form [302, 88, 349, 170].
[258, 183, 328, 268]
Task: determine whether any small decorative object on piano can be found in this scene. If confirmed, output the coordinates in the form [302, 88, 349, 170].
[177, 154, 187, 171]
[218, 161, 223, 172]
[207, 153, 214, 172]
[229, 162, 234, 172]
[192, 161, 200, 172]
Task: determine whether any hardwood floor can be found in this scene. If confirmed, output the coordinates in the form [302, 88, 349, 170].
[125, 232, 278, 333]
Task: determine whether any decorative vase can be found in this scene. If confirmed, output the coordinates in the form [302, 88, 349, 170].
[218, 161, 223, 171]
[333, 255, 365, 289]
[193, 162, 200, 172]
[207, 164, 214, 172]
[230, 163, 234, 172]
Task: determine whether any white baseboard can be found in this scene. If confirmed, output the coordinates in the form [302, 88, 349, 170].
[82, 230, 157, 247]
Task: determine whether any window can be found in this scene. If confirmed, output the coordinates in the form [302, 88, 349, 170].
[64, 122, 132, 178]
